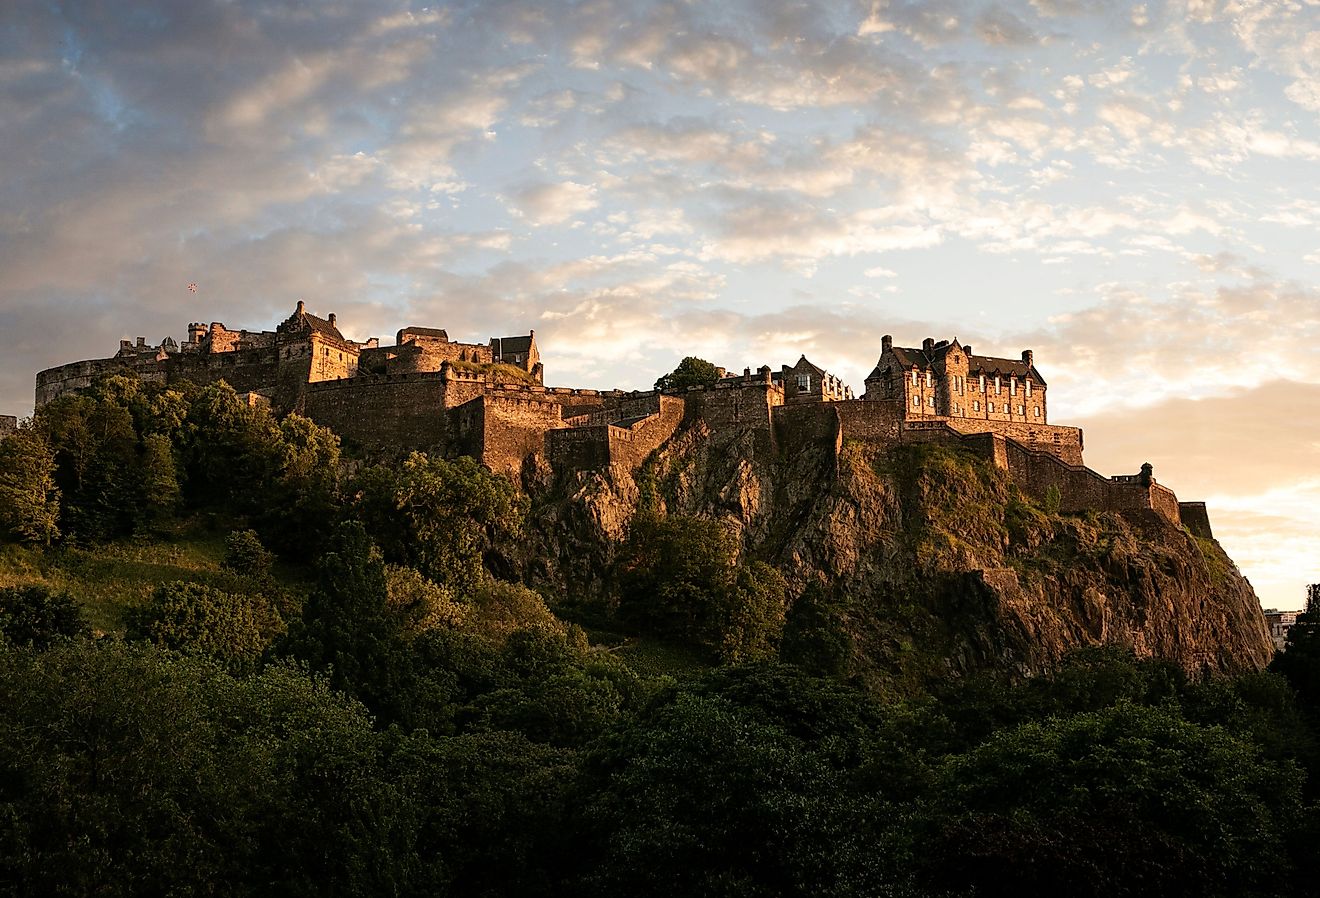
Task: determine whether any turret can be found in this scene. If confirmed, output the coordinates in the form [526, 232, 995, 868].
[188, 322, 206, 344]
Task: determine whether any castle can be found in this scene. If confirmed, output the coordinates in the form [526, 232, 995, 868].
[33, 303, 1215, 537]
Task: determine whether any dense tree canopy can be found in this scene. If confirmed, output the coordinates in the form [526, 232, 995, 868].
[653, 356, 721, 392]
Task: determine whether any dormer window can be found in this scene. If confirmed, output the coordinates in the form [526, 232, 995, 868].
[797, 374, 811, 392]
[925, 371, 932, 388]
[1025, 379, 1032, 397]
[1010, 377, 1017, 396]
[979, 374, 986, 391]
[994, 375, 1001, 393]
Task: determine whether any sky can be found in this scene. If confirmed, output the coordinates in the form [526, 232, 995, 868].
[1, 0, 1317, 608]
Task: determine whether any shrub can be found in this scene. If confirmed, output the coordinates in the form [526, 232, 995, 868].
[0, 585, 86, 648]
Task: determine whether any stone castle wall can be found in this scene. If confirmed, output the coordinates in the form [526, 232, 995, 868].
[1179, 502, 1214, 539]
[303, 374, 449, 450]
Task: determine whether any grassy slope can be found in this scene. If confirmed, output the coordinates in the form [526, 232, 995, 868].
[0, 526, 310, 634]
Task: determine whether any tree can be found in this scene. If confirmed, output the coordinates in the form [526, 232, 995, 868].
[351, 453, 526, 593]
[284, 522, 416, 726]
[617, 515, 787, 661]
[0, 425, 60, 544]
[654, 356, 720, 392]
[909, 702, 1304, 898]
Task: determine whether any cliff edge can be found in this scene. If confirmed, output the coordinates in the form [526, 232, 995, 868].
[526, 414, 1272, 689]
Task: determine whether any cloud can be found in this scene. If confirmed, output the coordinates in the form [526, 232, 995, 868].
[506, 180, 599, 225]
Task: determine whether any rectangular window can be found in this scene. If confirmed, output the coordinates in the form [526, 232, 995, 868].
[1017, 405, 1025, 415]
[1025, 379, 1032, 397]
[928, 396, 935, 407]
[912, 396, 920, 407]
[1011, 377, 1017, 396]
[925, 371, 932, 388]
[979, 374, 985, 391]
[911, 370, 918, 386]
[995, 376, 1001, 393]
[1033, 406, 1040, 418]
[796, 374, 811, 391]
[973, 400, 980, 412]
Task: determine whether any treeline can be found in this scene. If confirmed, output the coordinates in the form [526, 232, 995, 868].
[3, 375, 1320, 895]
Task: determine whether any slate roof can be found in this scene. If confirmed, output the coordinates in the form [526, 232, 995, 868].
[881, 340, 1045, 384]
[278, 304, 346, 342]
[399, 326, 450, 341]
[494, 335, 534, 355]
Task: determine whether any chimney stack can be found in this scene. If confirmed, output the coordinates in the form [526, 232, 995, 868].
[922, 337, 935, 352]
[328, 313, 337, 328]
[964, 345, 972, 357]
[296, 300, 305, 314]
[1022, 349, 1034, 366]
[881, 334, 893, 352]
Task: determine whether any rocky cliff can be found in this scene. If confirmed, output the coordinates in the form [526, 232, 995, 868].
[522, 415, 1273, 690]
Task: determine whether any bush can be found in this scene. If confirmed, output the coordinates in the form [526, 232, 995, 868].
[0, 585, 86, 648]
[127, 581, 269, 670]
[223, 529, 274, 579]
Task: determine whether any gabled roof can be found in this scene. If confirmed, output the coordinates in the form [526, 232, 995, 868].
[494, 335, 533, 355]
[790, 354, 826, 376]
[277, 303, 346, 341]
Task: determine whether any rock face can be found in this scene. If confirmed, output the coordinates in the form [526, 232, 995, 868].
[523, 415, 1273, 688]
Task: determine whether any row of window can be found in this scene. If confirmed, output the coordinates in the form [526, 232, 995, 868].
[913, 396, 1042, 417]
[909, 370, 1032, 396]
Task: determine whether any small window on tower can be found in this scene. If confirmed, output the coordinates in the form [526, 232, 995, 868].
[927, 396, 935, 407]
[913, 396, 920, 407]
[1033, 406, 1041, 418]
[973, 400, 980, 411]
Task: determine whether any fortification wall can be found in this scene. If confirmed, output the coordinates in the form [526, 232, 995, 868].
[393, 336, 493, 374]
[547, 425, 611, 473]
[944, 418, 1083, 465]
[605, 395, 686, 471]
[835, 399, 904, 445]
[1179, 502, 1214, 539]
[302, 374, 448, 450]
[773, 402, 842, 460]
[36, 358, 138, 407]
[564, 392, 663, 427]
[479, 389, 566, 475]
[695, 381, 782, 440]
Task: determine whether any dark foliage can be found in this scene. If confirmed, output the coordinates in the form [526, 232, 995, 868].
[0, 585, 86, 649]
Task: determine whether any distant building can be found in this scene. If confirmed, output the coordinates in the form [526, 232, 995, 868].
[1263, 609, 1299, 651]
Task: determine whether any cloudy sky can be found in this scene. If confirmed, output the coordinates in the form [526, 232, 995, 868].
[2, 0, 1317, 607]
